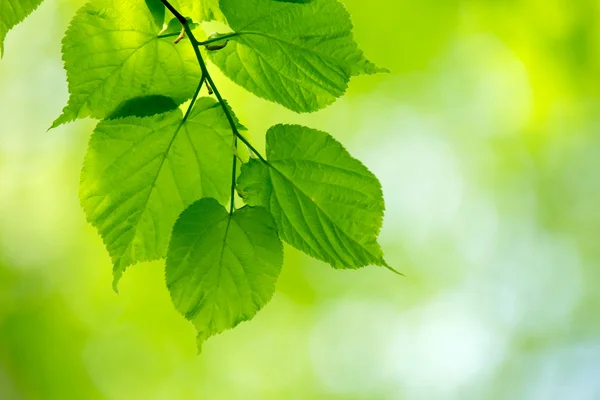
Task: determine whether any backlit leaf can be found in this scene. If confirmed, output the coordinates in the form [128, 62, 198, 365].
[80, 97, 240, 289]
[207, 0, 386, 113]
[171, 0, 224, 22]
[52, 0, 201, 128]
[0, 0, 44, 57]
[237, 124, 388, 269]
[166, 198, 283, 350]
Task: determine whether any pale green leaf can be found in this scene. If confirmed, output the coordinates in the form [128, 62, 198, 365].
[0, 0, 44, 57]
[80, 97, 240, 289]
[171, 0, 224, 22]
[52, 0, 201, 128]
[166, 198, 283, 350]
[237, 124, 388, 269]
[207, 0, 386, 113]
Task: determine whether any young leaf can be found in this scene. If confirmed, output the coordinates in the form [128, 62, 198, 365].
[237, 124, 388, 269]
[166, 198, 283, 350]
[0, 0, 44, 57]
[52, 0, 201, 128]
[207, 0, 386, 113]
[80, 97, 240, 289]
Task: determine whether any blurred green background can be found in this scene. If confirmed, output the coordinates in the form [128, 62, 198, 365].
[1, 0, 600, 399]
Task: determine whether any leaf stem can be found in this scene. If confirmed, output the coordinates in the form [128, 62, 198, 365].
[160, 0, 187, 26]
[229, 154, 238, 213]
[182, 74, 206, 123]
[160, 0, 269, 214]
[156, 32, 180, 39]
[196, 54, 268, 164]
[160, 0, 267, 162]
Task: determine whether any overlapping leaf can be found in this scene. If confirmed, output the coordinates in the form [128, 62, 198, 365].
[172, 0, 224, 22]
[237, 124, 388, 269]
[0, 0, 44, 57]
[207, 0, 386, 113]
[166, 198, 283, 349]
[52, 0, 201, 128]
[80, 97, 240, 288]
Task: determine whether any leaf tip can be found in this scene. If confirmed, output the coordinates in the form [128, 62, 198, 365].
[48, 120, 60, 132]
[361, 60, 390, 75]
[49, 111, 71, 130]
[195, 333, 206, 354]
[112, 269, 123, 293]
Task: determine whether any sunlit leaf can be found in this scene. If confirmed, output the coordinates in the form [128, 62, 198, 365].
[166, 198, 283, 350]
[171, 0, 224, 22]
[52, 0, 201, 128]
[237, 124, 388, 269]
[80, 97, 240, 289]
[0, 0, 44, 57]
[207, 0, 386, 113]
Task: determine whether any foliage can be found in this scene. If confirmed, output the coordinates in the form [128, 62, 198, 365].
[0, 0, 44, 57]
[2, 0, 391, 349]
[237, 124, 388, 270]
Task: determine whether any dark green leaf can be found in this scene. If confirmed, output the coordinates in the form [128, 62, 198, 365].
[107, 95, 178, 119]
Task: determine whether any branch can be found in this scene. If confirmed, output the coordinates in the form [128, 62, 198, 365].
[160, 0, 269, 213]
[160, 0, 187, 26]
[159, 0, 267, 163]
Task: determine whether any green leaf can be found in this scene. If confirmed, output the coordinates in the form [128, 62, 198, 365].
[0, 0, 44, 57]
[171, 0, 224, 22]
[52, 0, 201, 128]
[80, 97, 240, 289]
[144, 0, 165, 28]
[166, 198, 283, 350]
[237, 124, 388, 269]
[207, 0, 386, 113]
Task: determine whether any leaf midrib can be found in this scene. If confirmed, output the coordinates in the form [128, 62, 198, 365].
[267, 162, 383, 266]
[110, 117, 189, 272]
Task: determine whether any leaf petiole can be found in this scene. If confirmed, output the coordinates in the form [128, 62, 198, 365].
[182, 74, 206, 123]
[196, 32, 239, 47]
[156, 32, 180, 39]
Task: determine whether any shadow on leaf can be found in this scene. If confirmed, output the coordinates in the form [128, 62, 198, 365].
[107, 95, 179, 119]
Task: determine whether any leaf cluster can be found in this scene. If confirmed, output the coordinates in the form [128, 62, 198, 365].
[3, 0, 393, 349]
